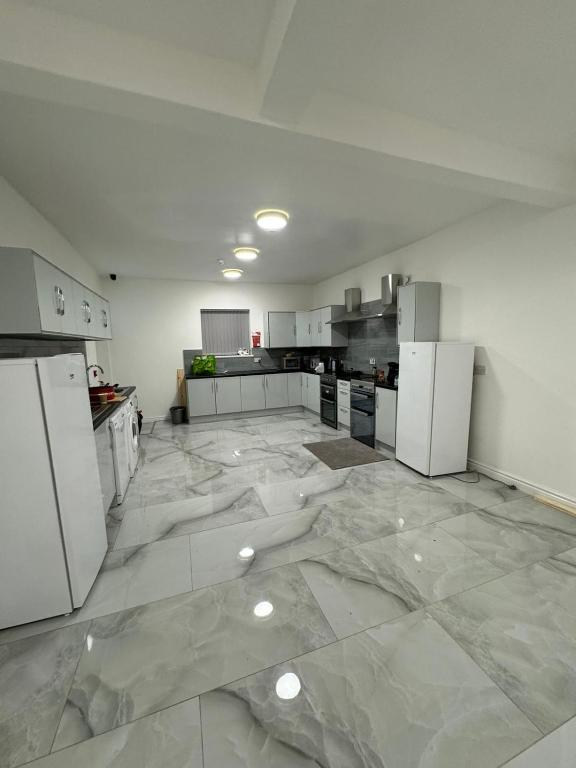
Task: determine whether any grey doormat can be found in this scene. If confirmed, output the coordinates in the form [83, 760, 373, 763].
[304, 438, 390, 470]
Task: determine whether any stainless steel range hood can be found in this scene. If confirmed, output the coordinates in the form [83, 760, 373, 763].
[328, 275, 403, 323]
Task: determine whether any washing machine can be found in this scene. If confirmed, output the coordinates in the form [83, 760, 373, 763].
[110, 406, 131, 504]
[126, 394, 139, 477]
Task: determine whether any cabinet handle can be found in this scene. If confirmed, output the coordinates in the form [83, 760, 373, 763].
[86, 302, 91, 323]
[60, 289, 65, 316]
[308, 323, 311, 335]
[398, 306, 402, 325]
[102, 309, 108, 327]
[376, 391, 379, 408]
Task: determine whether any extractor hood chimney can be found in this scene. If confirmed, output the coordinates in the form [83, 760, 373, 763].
[328, 274, 403, 323]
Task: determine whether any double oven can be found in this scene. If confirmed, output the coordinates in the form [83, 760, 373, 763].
[320, 373, 338, 429]
[350, 378, 376, 447]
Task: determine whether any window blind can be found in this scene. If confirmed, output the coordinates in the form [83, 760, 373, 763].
[200, 309, 250, 355]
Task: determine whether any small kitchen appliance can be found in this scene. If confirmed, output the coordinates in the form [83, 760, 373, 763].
[282, 356, 301, 370]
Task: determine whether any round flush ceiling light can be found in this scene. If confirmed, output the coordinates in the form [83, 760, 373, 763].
[254, 209, 290, 232]
[253, 600, 274, 619]
[233, 247, 260, 262]
[221, 268, 244, 280]
[275, 672, 301, 700]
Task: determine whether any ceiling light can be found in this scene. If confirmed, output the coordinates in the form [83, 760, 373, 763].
[253, 600, 274, 618]
[222, 268, 243, 280]
[275, 672, 301, 700]
[238, 546, 255, 560]
[234, 247, 260, 262]
[254, 209, 289, 232]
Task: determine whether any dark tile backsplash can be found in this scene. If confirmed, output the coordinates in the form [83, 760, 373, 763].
[183, 310, 398, 376]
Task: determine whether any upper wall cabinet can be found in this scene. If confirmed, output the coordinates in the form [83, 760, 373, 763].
[397, 282, 440, 343]
[0, 247, 112, 340]
[262, 311, 297, 348]
[280, 306, 348, 348]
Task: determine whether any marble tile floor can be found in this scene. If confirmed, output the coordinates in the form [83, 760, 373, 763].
[2, 410, 576, 767]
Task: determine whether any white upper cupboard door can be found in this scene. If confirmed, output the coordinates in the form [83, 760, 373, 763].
[240, 375, 266, 411]
[0, 359, 72, 629]
[215, 377, 242, 414]
[264, 312, 296, 347]
[397, 283, 440, 343]
[72, 281, 98, 337]
[375, 387, 397, 447]
[265, 374, 289, 408]
[93, 295, 112, 339]
[37, 354, 108, 607]
[187, 378, 216, 417]
[296, 312, 311, 346]
[309, 309, 321, 346]
[33, 256, 69, 334]
[287, 372, 302, 406]
[395, 342, 436, 474]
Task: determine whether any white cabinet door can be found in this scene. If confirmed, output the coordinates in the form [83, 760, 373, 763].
[265, 312, 296, 347]
[318, 306, 331, 347]
[296, 311, 311, 347]
[33, 256, 65, 334]
[93, 295, 112, 339]
[337, 405, 350, 427]
[375, 387, 397, 447]
[72, 281, 98, 337]
[187, 378, 216, 417]
[309, 309, 321, 346]
[240, 375, 266, 411]
[287, 372, 302, 406]
[215, 377, 242, 414]
[308, 374, 320, 413]
[265, 373, 289, 408]
[397, 283, 416, 343]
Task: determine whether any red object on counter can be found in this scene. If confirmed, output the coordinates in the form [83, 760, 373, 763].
[89, 385, 115, 404]
[251, 331, 261, 348]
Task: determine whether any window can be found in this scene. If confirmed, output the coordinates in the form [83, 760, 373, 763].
[201, 309, 250, 355]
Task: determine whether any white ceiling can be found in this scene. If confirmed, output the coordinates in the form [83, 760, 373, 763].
[17, 0, 275, 68]
[1, 0, 575, 283]
[0, 91, 495, 283]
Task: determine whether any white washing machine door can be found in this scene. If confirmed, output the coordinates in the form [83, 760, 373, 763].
[127, 410, 139, 477]
[110, 411, 130, 503]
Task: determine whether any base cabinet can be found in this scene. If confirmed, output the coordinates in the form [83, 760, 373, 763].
[240, 375, 266, 411]
[302, 373, 320, 414]
[214, 377, 242, 414]
[287, 373, 302, 406]
[375, 387, 397, 447]
[265, 373, 289, 408]
[187, 379, 217, 418]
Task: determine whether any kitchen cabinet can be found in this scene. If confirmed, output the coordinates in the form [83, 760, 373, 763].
[0, 247, 112, 339]
[262, 311, 297, 348]
[296, 311, 311, 346]
[309, 306, 348, 347]
[187, 378, 217, 417]
[375, 387, 397, 447]
[302, 373, 320, 414]
[397, 282, 440, 343]
[240, 375, 266, 412]
[265, 373, 289, 408]
[214, 377, 242, 414]
[287, 372, 302, 406]
[337, 379, 350, 427]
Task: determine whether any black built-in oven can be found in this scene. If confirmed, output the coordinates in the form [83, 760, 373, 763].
[350, 378, 376, 447]
[320, 373, 338, 429]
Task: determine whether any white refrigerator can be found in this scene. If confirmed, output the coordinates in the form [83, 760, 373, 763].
[0, 354, 107, 629]
[396, 342, 475, 476]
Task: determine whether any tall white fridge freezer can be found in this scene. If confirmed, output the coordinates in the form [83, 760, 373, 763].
[396, 342, 475, 476]
[0, 354, 107, 630]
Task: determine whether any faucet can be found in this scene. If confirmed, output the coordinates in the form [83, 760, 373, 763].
[86, 364, 105, 386]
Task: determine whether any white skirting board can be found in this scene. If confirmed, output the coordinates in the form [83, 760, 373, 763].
[143, 406, 306, 425]
[467, 458, 576, 510]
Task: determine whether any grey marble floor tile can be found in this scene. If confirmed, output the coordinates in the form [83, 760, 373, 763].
[30, 699, 203, 768]
[189, 499, 409, 589]
[0, 623, 88, 768]
[53, 565, 335, 751]
[298, 525, 505, 638]
[430, 550, 576, 733]
[353, 458, 424, 485]
[121, 474, 190, 511]
[114, 487, 267, 549]
[438, 497, 576, 571]
[430, 472, 526, 509]
[356, 481, 477, 532]
[0, 537, 193, 645]
[184, 458, 299, 496]
[255, 467, 383, 515]
[500, 715, 576, 767]
[200, 611, 539, 768]
[264, 428, 339, 445]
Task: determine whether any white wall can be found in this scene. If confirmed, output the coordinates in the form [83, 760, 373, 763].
[0, 175, 110, 368]
[314, 201, 576, 503]
[105, 277, 313, 419]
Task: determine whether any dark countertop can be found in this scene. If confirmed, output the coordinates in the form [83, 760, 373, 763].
[92, 386, 136, 430]
[186, 368, 301, 379]
[185, 369, 398, 391]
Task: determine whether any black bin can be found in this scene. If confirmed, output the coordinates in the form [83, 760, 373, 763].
[169, 405, 186, 425]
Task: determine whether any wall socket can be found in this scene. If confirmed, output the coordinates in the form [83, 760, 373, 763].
[473, 364, 487, 376]
[369, 357, 376, 365]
